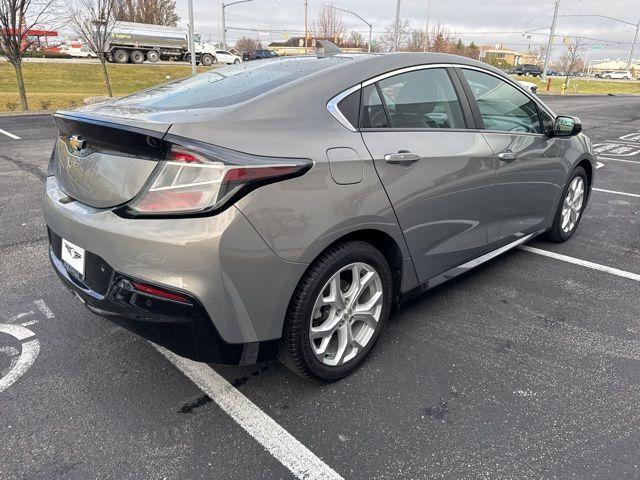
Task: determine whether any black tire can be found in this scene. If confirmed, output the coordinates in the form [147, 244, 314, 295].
[130, 50, 144, 64]
[113, 49, 129, 64]
[605, 75, 611, 79]
[280, 240, 393, 381]
[147, 50, 160, 62]
[546, 166, 588, 242]
[201, 53, 214, 66]
[234, 58, 240, 64]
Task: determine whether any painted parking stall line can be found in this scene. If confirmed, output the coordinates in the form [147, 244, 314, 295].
[593, 188, 640, 199]
[0, 128, 21, 140]
[598, 156, 640, 165]
[519, 246, 640, 282]
[154, 345, 344, 480]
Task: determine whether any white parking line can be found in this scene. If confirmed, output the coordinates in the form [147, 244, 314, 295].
[154, 345, 344, 480]
[34, 299, 55, 319]
[0, 128, 20, 140]
[593, 188, 640, 198]
[596, 161, 604, 169]
[598, 156, 640, 165]
[519, 246, 640, 282]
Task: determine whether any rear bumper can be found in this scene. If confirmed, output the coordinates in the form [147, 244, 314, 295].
[43, 175, 308, 360]
[48, 230, 279, 364]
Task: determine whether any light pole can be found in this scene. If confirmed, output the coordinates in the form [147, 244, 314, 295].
[221, 0, 255, 50]
[559, 14, 640, 71]
[304, 0, 308, 55]
[327, 5, 373, 53]
[423, 0, 431, 52]
[541, 0, 560, 82]
[393, 0, 401, 52]
[187, 0, 196, 75]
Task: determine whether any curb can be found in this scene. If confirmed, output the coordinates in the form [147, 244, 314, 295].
[0, 110, 53, 118]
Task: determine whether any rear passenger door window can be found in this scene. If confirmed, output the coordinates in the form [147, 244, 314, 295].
[461, 69, 542, 134]
[373, 68, 466, 129]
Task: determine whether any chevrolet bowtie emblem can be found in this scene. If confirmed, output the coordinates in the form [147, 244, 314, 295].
[69, 135, 86, 152]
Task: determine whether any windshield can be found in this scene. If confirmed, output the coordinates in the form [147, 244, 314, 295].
[109, 56, 349, 110]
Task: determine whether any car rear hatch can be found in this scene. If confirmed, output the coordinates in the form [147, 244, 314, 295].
[52, 109, 173, 209]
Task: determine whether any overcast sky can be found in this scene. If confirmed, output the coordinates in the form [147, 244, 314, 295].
[173, 0, 638, 62]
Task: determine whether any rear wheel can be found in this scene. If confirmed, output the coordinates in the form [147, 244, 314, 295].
[146, 50, 160, 62]
[200, 53, 214, 66]
[546, 166, 588, 242]
[525, 71, 531, 77]
[113, 49, 129, 64]
[130, 50, 144, 64]
[280, 241, 393, 381]
[234, 58, 240, 64]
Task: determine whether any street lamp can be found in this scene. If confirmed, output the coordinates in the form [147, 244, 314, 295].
[187, 0, 196, 75]
[559, 14, 640, 70]
[221, 0, 255, 50]
[393, 0, 401, 52]
[327, 5, 373, 53]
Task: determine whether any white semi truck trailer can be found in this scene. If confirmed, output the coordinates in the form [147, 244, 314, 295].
[105, 21, 227, 66]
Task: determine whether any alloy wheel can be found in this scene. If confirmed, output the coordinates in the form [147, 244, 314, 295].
[561, 176, 585, 234]
[309, 262, 383, 367]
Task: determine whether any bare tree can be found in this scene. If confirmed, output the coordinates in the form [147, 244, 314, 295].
[311, 4, 345, 43]
[235, 36, 260, 54]
[113, 0, 178, 26]
[559, 38, 585, 87]
[427, 23, 457, 53]
[0, 0, 59, 110]
[381, 19, 410, 52]
[68, 0, 115, 97]
[346, 30, 363, 48]
[405, 29, 426, 52]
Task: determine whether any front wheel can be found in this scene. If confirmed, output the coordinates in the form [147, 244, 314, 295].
[546, 166, 588, 242]
[234, 58, 240, 64]
[280, 241, 393, 381]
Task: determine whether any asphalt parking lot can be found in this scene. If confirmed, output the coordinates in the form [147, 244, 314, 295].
[1, 95, 639, 480]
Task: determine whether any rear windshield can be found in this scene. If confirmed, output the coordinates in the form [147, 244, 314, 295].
[110, 57, 348, 110]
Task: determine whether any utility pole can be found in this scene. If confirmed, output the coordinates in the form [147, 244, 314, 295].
[541, 0, 560, 82]
[628, 20, 640, 70]
[187, 0, 196, 75]
[393, 0, 401, 52]
[304, 0, 308, 55]
[423, 0, 431, 52]
[327, 5, 372, 53]
[222, 0, 255, 51]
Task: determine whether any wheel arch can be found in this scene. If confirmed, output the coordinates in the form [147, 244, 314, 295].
[294, 228, 416, 309]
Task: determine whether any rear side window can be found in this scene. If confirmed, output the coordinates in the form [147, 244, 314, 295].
[337, 90, 361, 129]
[110, 57, 347, 110]
[361, 85, 388, 128]
[461, 69, 542, 134]
[376, 68, 466, 129]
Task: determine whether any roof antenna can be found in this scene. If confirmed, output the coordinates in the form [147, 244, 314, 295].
[315, 40, 343, 57]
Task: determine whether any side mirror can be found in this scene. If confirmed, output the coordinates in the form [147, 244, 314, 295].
[553, 116, 582, 137]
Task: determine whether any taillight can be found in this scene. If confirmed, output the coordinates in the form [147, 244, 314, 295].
[131, 281, 191, 304]
[127, 143, 311, 216]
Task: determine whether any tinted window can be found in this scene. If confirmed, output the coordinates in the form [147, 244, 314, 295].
[462, 69, 542, 133]
[361, 85, 388, 128]
[376, 68, 465, 129]
[109, 57, 348, 110]
[337, 90, 361, 128]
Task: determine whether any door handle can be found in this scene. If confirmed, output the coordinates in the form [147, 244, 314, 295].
[384, 151, 421, 164]
[498, 151, 517, 162]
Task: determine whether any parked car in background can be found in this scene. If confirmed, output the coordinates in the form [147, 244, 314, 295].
[61, 44, 97, 58]
[243, 49, 279, 61]
[517, 80, 538, 94]
[546, 68, 559, 76]
[214, 49, 242, 64]
[512, 64, 543, 77]
[45, 52, 594, 381]
[603, 70, 632, 80]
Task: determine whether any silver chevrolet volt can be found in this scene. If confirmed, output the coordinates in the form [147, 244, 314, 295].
[44, 52, 594, 380]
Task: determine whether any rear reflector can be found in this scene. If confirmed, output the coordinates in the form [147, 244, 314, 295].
[131, 281, 191, 304]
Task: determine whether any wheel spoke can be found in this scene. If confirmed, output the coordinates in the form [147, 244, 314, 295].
[307, 261, 384, 368]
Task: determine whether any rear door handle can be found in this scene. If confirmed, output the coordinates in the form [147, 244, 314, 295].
[384, 151, 421, 164]
[498, 151, 517, 162]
